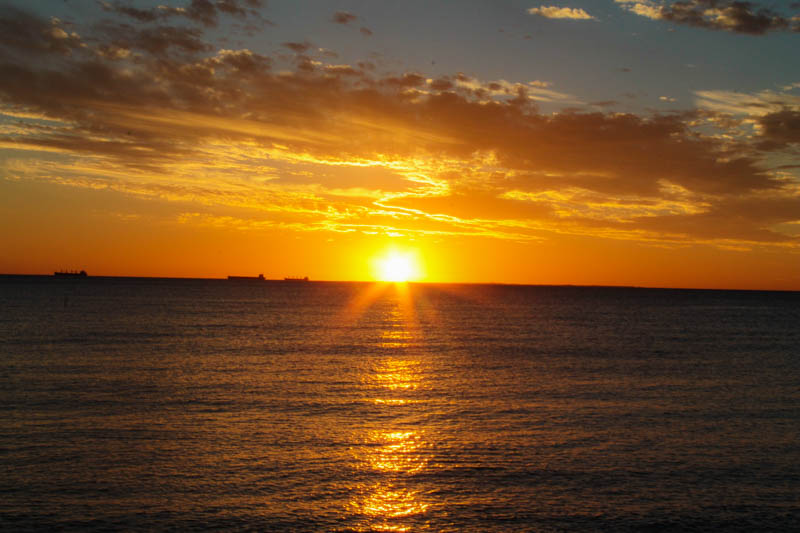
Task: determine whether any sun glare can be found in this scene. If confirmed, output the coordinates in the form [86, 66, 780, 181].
[373, 249, 422, 282]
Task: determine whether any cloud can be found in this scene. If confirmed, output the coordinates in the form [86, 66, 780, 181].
[758, 110, 800, 148]
[528, 6, 596, 20]
[450, 75, 581, 105]
[101, 4, 162, 23]
[616, 0, 800, 34]
[661, 0, 795, 34]
[330, 11, 372, 37]
[0, 3, 797, 250]
[100, 0, 258, 27]
[384, 72, 427, 88]
[694, 88, 800, 116]
[331, 11, 358, 25]
[615, 0, 663, 20]
[282, 40, 313, 53]
[0, 6, 83, 56]
[113, 25, 211, 56]
[324, 64, 361, 76]
[632, 194, 800, 244]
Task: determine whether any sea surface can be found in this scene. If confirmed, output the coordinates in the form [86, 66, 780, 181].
[1, 276, 798, 531]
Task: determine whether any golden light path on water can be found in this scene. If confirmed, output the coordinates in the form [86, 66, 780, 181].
[347, 282, 433, 532]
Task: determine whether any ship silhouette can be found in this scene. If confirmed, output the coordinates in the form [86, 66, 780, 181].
[54, 270, 87, 278]
[227, 274, 265, 280]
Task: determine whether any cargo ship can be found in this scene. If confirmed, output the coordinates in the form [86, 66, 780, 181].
[227, 274, 265, 280]
[283, 276, 309, 282]
[54, 270, 88, 278]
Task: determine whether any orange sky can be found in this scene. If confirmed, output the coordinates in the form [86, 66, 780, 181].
[0, 1, 799, 289]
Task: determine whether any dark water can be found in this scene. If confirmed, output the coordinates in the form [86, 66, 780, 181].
[1, 277, 799, 531]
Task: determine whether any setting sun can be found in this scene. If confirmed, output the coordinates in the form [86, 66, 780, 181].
[372, 249, 423, 282]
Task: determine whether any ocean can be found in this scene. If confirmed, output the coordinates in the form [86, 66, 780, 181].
[1, 276, 798, 531]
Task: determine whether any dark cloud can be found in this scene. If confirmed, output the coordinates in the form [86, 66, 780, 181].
[429, 78, 454, 91]
[214, 48, 271, 74]
[332, 11, 357, 25]
[282, 41, 312, 53]
[633, 195, 800, 243]
[410, 101, 775, 195]
[216, 0, 248, 17]
[659, 0, 796, 35]
[329, 11, 372, 36]
[758, 110, 800, 148]
[0, 4, 83, 56]
[118, 25, 210, 56]
[102, 0, 255, 28]
[184, 0, 219, 27]
[383, 73, 426, 88]
[106, 5, 162, 23]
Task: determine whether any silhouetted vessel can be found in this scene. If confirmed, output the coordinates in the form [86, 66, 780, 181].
[284, 276, 309, 282]
[54, 270, 87, 278]
[228, 274, 265, 280]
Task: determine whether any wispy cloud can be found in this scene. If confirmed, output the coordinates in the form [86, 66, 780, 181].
[449, 75, 582, 105]
[695, 88, 800, 116]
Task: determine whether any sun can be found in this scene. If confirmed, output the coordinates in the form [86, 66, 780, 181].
[373, 249, 423, 282]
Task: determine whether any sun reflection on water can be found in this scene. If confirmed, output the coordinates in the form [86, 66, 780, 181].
[368, 358, 421, 391]
[373, 398, 414, 405]
[351, 483, 430, 531]
[348, 285, 435, 531]
[378, 328, 414, 349]
[350, 429, 431, 528]
[362, 430, 428, 474]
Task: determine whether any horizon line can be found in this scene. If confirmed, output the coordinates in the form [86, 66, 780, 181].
[1, 272, 798, 294]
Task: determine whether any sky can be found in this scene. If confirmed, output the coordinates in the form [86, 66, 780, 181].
[0, 0, 799, 289]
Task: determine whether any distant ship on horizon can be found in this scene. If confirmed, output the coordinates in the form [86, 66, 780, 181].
[228, 274, 265, 281]
[226, 274, 309, 281]
[54, 270, 87, 278]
